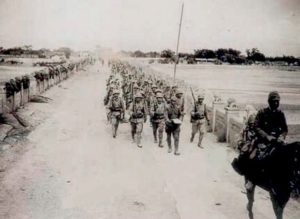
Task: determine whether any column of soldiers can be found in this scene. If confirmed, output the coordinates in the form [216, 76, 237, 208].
[104, 60, 210, 156]
[3, 58, 94, 113]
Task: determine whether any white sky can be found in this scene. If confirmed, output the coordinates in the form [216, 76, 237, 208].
[0, 0, 299, 56]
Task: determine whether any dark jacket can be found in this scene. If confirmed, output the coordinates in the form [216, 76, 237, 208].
[254, 107, 288, 143]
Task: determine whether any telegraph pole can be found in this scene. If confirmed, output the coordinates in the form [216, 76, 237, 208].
[173, 3, 184, 81]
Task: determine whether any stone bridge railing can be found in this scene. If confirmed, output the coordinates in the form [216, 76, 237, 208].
[0, 57, 95, 116]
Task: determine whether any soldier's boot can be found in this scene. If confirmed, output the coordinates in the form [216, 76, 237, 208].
[154, 134, 158, 143]
[137, 132, 142, 148]
[131, 131, 135, 143]
[112, 126, 117, 138]
[174, 141, 180, 156]
[190, 133, 195, 143]
[198, 133, 204, 148]
[167, 134, 172, 153]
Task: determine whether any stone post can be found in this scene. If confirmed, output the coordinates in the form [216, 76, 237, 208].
[225, 106, 241, 143]
[212, 101, 225, 132]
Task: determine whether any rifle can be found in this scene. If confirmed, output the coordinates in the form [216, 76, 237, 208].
[190, 87, 196, 106]
[190, 87, 197, 122]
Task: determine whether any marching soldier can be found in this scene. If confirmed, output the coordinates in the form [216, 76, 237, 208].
[129, 93, 147, 148]
[237, 113, 258, 191]
[108, 90, 125, 138]
[150, 93, 167, 147]
[165, 96, 183, 155]
[190, 94, 210, 148]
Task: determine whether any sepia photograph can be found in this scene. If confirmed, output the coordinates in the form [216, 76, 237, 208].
[0, 0, 299, 218]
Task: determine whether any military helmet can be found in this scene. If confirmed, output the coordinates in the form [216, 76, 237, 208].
[197, 94, 205, 99]
[155, 89, 163, 94]
[247, 113, 257, 125]
[268, 91, 280, 101]
[134, 93, 143, 99]
[156, 93, 163, 98]
[113, 90, 120, 95]
[152, 84, 158, 88]
[176, 89, 184, 95]
[171, 96, 177, 102]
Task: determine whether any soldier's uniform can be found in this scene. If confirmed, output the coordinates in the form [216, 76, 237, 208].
[104, 86, 113, 106]
[190, 94, 210, 148]
[165, 96, 182, 155]
[150, 93, 167, 147]
[236, 113, 258, 204]
[108, 90, 125, 138]
[129, 93, 147, 148]
[254, 91, 288, 160]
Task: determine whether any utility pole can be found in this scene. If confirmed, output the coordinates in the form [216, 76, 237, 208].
[173, 3, 184, 82]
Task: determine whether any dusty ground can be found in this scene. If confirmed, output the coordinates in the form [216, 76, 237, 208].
[0, 62, 299, 219]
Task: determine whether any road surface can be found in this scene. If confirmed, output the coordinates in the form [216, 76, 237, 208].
[0, 62, 299, 219]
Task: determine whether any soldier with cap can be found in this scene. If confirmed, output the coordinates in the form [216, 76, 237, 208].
[190, 93, 210, 148]
[108, 90, 125, 138]
[129, 93, 147, 148]
[254, 91, 288, 157]
[150, 93, 167, 147]
[165, 96, 183, 155]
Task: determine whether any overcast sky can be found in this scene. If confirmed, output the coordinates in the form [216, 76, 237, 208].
[0, 0, 299, 56]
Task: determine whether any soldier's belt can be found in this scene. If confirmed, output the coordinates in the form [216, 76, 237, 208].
[132, 113, 144, 119]
[154, 114, 164, 119]
[192, 114, 204, 120]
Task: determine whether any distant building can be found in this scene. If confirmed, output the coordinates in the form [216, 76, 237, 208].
[195, 58, 218, 63]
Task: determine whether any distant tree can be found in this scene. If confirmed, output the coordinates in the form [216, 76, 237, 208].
[235, 55, 247, 64]
[178, 52, 192, 58]
[194, 49, 216, 59]
[133, 50, 146, 57]
[2, 47, 23, 55]
[22, 45, 33, 51]
[228, 48, 241, 57]
[56, 47, 73, 59]
[224, 54, 235, 64]
[145, 51, 160, 58]
[215, 48, 241, 60]
[216, 48, 228, 59]
[267, 55, 299, 65]
[246, 48, 265, 62]
[160, 49, 175, 59]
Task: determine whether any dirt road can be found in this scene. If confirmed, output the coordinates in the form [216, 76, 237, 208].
[0, 62, 299, 219]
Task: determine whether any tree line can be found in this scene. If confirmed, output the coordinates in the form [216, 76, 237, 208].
[0, 46, 73, 59]
[123, 48, 300, 65]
